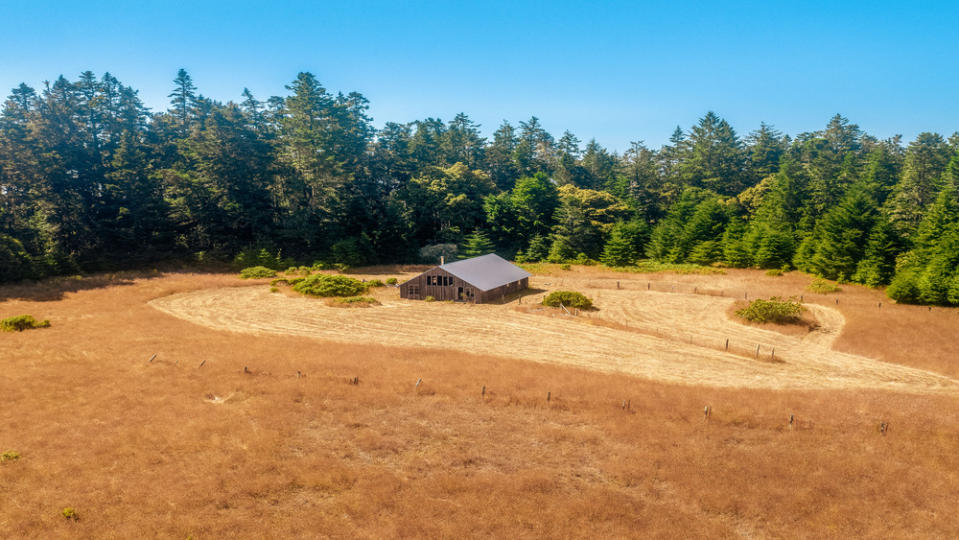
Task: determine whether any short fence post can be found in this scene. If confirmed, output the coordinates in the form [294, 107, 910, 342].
[725, 338, 729, 352]
[755, 344, 760, 359]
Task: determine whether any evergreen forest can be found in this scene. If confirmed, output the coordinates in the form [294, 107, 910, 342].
[3, 70, 959, 305]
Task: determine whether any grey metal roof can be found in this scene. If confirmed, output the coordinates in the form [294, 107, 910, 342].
[439, 253, 531, 291]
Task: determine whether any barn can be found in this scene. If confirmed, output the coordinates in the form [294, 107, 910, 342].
[399, 253, 531, 303]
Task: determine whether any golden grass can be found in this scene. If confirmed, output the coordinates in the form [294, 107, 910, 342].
[1, 269, 958, 537]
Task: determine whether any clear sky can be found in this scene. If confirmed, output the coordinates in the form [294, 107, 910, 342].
[2, 1, 957, 150]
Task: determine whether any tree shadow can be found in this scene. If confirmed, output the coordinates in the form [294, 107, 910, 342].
[0, 271, 158, 302]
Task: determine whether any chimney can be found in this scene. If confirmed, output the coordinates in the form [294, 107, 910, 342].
[441, 255, 445, 265]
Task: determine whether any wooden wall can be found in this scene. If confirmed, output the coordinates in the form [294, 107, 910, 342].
[400, 270, 528, 304]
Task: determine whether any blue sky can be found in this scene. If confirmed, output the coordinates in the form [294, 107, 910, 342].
[2, 1, 957, 150]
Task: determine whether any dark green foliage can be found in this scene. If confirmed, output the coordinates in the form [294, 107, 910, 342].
[0, 68, 958, 305]
[292, 274, 369, 297]
[735, 297, 803, 324]
[234, 248, 293, 271]
[0, 450, 20, 462]
[459, 230, 495, 259]
[0, 234, 36, 281]
[542, 290, 593, 310]
[239, 266, 277, 279]
[366, 279, 385, 287]
[1, 315, 51, 332]
[386, 277, 398, 285]
[330, 235, 375, 268]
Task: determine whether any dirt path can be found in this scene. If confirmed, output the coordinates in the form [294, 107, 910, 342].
[148, 280, 959, 395]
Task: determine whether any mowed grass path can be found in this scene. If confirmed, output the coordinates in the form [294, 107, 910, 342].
[150, 280, 959, 394]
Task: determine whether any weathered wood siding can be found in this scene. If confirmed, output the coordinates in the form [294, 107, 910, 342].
[400, 271, 528, 304]
[399, 268, 477, 302]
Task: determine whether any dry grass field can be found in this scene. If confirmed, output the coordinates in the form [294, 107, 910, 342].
[2, 266, 959, 538]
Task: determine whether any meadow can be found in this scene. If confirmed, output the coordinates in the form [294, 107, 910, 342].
[1, 266, 958, 538]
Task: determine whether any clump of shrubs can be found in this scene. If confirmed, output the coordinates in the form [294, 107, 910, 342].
[292, 274, 370, 297]
[424, 295, 436, 302]
[239, 266, 277, 279]
[735, 297, 804, 324]
[560, 264, 572, 271]
[366, 279, 385, 288]
[386, 277, 398, 285]
[1, 315, 50, 332]
[808, 278, 841, 293]
[1, 450, 20, 462]
[765, 268, 783, 277]
[542, 290, 593, 310]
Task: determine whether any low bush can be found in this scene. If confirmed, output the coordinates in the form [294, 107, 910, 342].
[292, 274, 370, 297]
[269, 286, 279, 293]
[560, 264, 571, 271]
[543, 290, 593, 310]
[736, 297, 804, 324]
[386, 277, 398, 285]
[808, 278, 841, 294]
[367, 279, 385, 287]
[424, 295, 436, 302]
[765, 269, 783, 277]
[239, 266, 277, 279]
[1, 315, 51, 332]
[1, 450, 20, 462]
[270, 278, 288, 286]
[62, 507, 78, 521]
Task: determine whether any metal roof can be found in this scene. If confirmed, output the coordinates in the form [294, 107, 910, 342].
[438, 253, 531, 291]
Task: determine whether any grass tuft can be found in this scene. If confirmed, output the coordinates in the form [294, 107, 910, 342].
[1, 315, 50, 332]
[1, 450, 20, 462]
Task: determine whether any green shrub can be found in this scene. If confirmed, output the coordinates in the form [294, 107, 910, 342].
[1, 315, 51, 332]
[62, 507, 78, 521]
[269, 286, 279, 293]
[1, 450, 20, 462]
[808, 278, 841, 294]
[239, 266, 277, 279]
[765, 268, 783, 277]
[560, 263, 571, 271]
[424, 295, 436, 302]
[270, 278, 288, 286]
[367, 279, 385, 288]
[543, 290, 593, 310]
[292, 274, 370, 297]
[386, 277, 398, 285]
[285, 266, 298, 274]
[736, 297, 804, 324]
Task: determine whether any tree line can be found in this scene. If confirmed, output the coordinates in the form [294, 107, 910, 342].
[2, 70, 959, 305]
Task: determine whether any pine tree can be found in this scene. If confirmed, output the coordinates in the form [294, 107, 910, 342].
[459, 230, 496, 259]
[168, 68, 197, 135]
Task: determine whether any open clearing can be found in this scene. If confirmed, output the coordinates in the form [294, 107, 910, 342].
[3, 268, 959, 538]
[150, 276, 959, 394]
